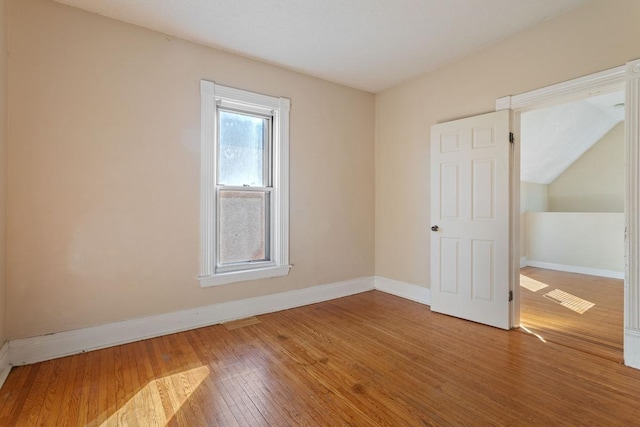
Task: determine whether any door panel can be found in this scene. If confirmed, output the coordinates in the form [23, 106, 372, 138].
[441, 163, 460, 219]
[472, 239, 494, 301]
[440, 238, 460, 294]
[430, 110, 511, 329]
[472, 159, 495, 220]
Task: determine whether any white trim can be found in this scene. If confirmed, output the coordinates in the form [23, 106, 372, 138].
[496, 65, 626, 112]
[626, 59, 640, 348]
[215, 84, 283, 110]
[200, 80, 217, 278]
[199, 264, 291, 286]
[8, 277, 374, 366]
[519, 256, 527, 268]
[624, 329, 640, 369]
[495, 96, 511, 111]
[374, 277, 431, 305]
[2, 276, 443, 368]
[525, 260, 624, 280]
[199, 80, 290, 286]
[274, 96, 290, 268]
[0, 342, 10, 389]
[510, 110, 521, 328]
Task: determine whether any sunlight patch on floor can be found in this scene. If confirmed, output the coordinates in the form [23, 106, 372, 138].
[99, 364, 210, 426]
[520, 324, 547, 343]
[520, 275, 549, 292]
[543, 289, 595, 314]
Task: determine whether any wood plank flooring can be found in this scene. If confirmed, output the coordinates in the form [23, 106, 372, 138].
[2, 290, 640, 426]
[519, 266, 623, 362]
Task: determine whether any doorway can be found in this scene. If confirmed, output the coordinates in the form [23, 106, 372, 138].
[498, 59, 640, 368]
[518, 92, 625, 361]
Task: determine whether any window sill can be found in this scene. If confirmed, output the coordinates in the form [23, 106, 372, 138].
[199, 265, 291, 287]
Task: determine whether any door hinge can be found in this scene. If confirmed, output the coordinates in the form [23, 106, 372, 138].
[509, 132, 514, 144]
[509, 290, 513, 302]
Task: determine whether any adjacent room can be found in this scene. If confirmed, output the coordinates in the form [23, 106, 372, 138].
[0, 0, 640, 425]
[519, 91, 625, 361]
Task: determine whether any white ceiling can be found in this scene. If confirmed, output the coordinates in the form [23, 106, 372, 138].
[521, 91, 625, 184]
[53, 0, 588, 93]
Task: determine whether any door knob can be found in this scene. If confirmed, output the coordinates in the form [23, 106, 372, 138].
[431, 225, 439, 232]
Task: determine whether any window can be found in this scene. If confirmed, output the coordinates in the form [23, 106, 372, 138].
[199, 81, 290, 286]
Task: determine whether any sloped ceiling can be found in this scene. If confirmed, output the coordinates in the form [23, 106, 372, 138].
[521, 91, 625, 184]
[53, 0, 588, 93]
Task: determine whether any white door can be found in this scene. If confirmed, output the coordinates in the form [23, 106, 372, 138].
[430, 110, 512, 329]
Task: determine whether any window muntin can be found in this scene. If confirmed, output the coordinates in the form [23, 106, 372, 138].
[199, 81, 290, 287]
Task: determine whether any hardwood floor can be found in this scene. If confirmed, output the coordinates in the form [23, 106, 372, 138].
[519, 266, 623, 362]
[2, 290, 640, 426]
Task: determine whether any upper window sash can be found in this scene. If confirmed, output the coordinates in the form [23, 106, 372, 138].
[216, 107, 273, 188]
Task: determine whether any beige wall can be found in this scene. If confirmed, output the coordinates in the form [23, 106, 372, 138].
[548, 122, 624, 212]
[375, 0, 640, 286]
[7, 0, 375, 339]
[521, 182, 548, 213]
[526, 212, 624, 273]
[0, 0, 6, 346]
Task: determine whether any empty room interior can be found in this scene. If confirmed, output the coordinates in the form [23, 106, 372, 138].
[519, 91, 626, 361]
[1, 0, 640, 425]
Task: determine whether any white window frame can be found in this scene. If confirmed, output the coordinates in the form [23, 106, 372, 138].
[199, 80, 290, 286]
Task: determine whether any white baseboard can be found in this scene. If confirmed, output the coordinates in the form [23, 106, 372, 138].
[520, 257, 527, 268]
[525, 260, 624, 279]
[6, 275, 431, 369]
[374, 276, 431, 305]
[625, 329, 640, 370]
[9, 276, 375, 366]
[0, 342, 10, 388]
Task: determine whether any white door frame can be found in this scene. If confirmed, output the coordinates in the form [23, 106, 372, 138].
[496, 59, 640, 369]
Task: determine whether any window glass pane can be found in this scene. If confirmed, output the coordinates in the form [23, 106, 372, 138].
[219, 190, 269, 264]
[219, 110, 268, 186]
